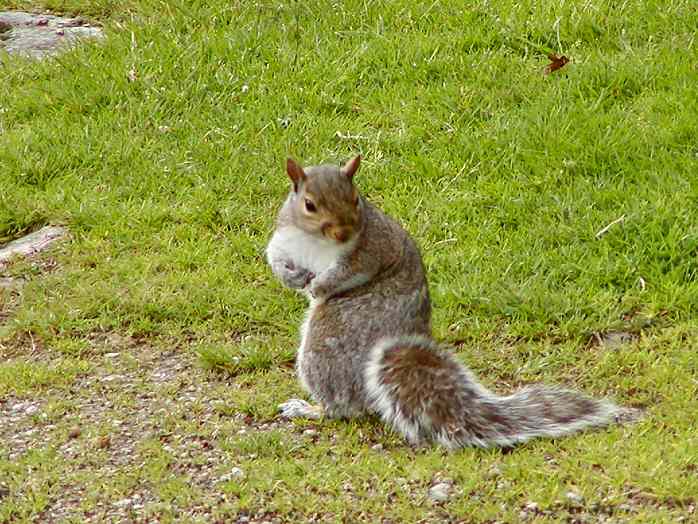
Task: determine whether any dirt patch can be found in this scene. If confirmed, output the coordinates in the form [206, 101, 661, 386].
[0, 333, 269, 522]
[0, 11, 103, 59]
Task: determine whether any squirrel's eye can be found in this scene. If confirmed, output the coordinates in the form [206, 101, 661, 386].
[304, 199, 317, 213]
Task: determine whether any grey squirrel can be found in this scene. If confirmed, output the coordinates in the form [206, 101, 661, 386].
[266, 155, 634, 449]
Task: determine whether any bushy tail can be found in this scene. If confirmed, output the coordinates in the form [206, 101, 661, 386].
[363, 336, 633, 449]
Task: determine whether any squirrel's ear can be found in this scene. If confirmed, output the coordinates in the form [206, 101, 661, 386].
[286, 158, 306, 192]
[341, 155, 361, 180]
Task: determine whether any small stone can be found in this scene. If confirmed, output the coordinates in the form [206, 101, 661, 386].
[371, 443, 383, 451]
[566, 491, 584, 504]
[68, 426, 81, 439]
[302, 429, 317, 437]
[218, 467, 246, 483]
[428, 482, 451, 502]
[524, 502, 539, 512]
[597, 331, 637, 348]
[0, 277, 22, 289]
[486, 465, 502, 479]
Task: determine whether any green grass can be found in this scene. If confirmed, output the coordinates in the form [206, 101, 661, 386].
[1, 0, 697, 521]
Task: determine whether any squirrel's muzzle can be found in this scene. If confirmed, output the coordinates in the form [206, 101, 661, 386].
[324, 225, 353, 243]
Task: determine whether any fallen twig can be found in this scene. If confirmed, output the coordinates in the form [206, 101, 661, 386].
[595, 215, 625, 239]
[335, 131, 370, 141]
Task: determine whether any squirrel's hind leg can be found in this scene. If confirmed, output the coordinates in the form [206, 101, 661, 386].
[278, 398, 324, 420]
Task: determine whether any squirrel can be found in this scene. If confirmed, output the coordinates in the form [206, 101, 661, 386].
[266, 155, 635, 449]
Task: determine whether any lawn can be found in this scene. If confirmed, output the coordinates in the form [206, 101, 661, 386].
[1, 0, 697, 522]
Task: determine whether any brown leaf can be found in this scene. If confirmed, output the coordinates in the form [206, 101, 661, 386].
[544, 53, 569, 75]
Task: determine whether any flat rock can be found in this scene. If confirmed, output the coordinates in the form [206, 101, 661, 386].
[428, 482, 452, 502]
[0, 11, 103, 59]
[0, 225, 67, 266]
[0, 277, 23, 289]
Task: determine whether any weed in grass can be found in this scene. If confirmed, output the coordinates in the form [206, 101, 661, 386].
[196, 340, 290, 376]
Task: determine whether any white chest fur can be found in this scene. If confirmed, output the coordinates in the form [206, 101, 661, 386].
[266, 225, 354, 276]
[267, 225, 355, 394]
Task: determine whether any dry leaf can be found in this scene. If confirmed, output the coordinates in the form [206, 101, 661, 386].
[544, 53, 569, 75]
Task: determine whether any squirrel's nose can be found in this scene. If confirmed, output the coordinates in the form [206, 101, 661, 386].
[327, 226, 352, 243]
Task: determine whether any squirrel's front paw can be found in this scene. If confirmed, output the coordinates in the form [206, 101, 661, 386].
[278, 398, 323, 420]
[309, 279, 329, 299]
[281, 262, 315, 289]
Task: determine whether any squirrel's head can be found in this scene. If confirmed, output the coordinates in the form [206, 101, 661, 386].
[285, 155, 362, 244]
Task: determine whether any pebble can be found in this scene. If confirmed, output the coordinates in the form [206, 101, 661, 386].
[230, 467, 245, 479]
[102, 374, 124, 383]
[486, 465, 502, 479]
[219, 467, 245, 483]
[0, 277, 22, 289]
[566, 491, 584, 504]
[524, 501, 539, 512]
[428, 482, 452, 502]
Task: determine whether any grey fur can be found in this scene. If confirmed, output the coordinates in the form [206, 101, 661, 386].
[269, 258, 315, 290]
[267, 159, 635, 448]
